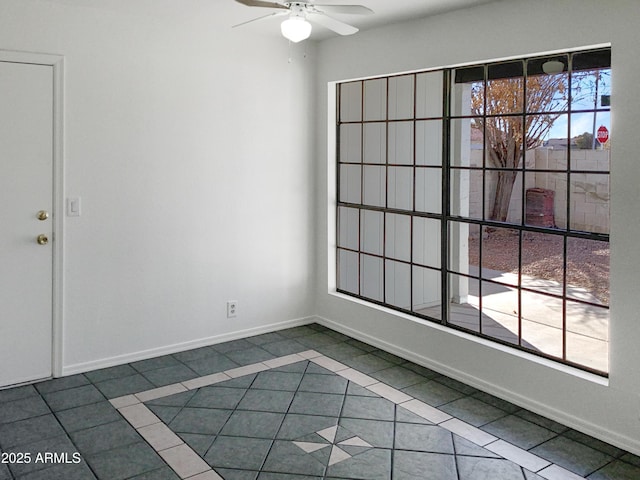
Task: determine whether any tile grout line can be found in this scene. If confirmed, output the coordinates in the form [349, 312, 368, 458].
[110, 350, 587, 480]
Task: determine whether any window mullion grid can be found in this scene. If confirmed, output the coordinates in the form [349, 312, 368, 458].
[383, 78, 389, 304]
[442, 69, 451, 325]
[358, 80, 365, 297]
[519, 63, 527, 347]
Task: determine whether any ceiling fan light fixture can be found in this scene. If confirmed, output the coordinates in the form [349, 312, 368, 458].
[281, 15, 312, 43]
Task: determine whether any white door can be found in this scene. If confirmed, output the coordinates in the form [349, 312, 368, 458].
[0, 61, 54, 387]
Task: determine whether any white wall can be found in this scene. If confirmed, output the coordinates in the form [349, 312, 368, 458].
[316, 0, 640, 454]
[0, 0, 316, 372]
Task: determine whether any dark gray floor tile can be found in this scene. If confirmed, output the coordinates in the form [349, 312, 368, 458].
[323, 330, 352, 342]
[187, 386, 246, 410]
[588, 459, 640, 479]
[296, 333, 341, 349]
[271, 362, 308, 373]
[130, 355, 182, 373]
[42, 385, 105, 412]
[145, 390, 196, 407]
[0, 414, 65, 449]
[146, 405, 181, 424]
[401, 380, 466, 407]
[183, 354, 239, 376]
[85, 441, 164, 480]
[392, 450, 457, 480]
[394, 423, 454, 454]
[439, 396, 508, 427]
[341, 396, 395, 422]
[342, 354, 395, 374]
[141, 364, 198, 387]
[346, 383, 378, 397]
[247, 332, 286, 346]
[277, 415, 338, 441]
[238, 389, 295, 413]
[219, 468, 260, 480]
[262, 440, 326, 477]
[433, 375, 478, 395]
[304, 364, 335, 375]
[169, 407, 232, 435]
[178, 432, 215, 456]
[55, 401, 121, 433]
[70, 419, 141, 455]
[401, 363, 441, 379]
[221, 410, 284, 439]
[456, 456, 526, 480]
[226, 347, 276, 366]
[338, 419, 394, 449]
[252, 371, 304, 392]
[14, 462, 96, 480]
[514, 409, 570, 434]
[289, 392, 344, 417]
[84, 364, 137, 384]
[0, 385, 38, 404]
[212, 339, 255, 354]
[5, 434, 79, 478]
[35, 375, 89, 395]
[298, 374, 348, 395]
[218, 375, 257, 389]
[0, 462, 10, 480]
[129, 466, 180, 480]
[258, 473, 320, 480]
[481, 415, 557, 450]
[369, 366, 428, 389]
[563, 429, 626, 458]
[620, 452, 640, 467]
[471, 391, 522, 414]
[316, 343, 367, 361]
[205, 436, 273, 470]
[371, 350, 406, 366]
[530, 435, 613, 476]
[453, 434, 502, 458]
[395, 406, 434, 425]
[94, 374, 155, 399]
[171, 345, 218, 363]
[344, 339, 378, 353]
[278, 326, 318, 339]
[327, 448, 391, 480]
[262, 340, 308, 357]
[0, 395, 50, 424]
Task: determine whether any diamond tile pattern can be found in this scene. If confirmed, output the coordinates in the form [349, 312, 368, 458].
[0, 323, 637, 480]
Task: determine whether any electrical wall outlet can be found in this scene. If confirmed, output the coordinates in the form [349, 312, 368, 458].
[227, 301, 238, 318]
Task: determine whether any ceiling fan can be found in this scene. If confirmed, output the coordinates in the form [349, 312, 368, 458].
[233, 0, 374, 43]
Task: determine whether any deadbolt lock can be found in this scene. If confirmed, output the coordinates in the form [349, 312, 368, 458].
[36, 234, 49, 245]
[37, 210, 49, 221]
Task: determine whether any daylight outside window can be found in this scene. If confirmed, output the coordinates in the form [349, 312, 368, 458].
[336, 47, 611, 375]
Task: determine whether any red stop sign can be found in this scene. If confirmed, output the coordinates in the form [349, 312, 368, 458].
[597, 125, 609, 144]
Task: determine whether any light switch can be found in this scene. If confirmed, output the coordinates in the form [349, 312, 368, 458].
[67, 197, 81, 217]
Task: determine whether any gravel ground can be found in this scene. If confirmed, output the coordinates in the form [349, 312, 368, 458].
[469, 229, 609, 304]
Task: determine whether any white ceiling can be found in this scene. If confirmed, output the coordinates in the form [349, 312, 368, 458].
[231, 0, 501, 40]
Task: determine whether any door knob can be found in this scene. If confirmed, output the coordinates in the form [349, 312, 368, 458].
[37, 210, 49, 221]
[36, 234, 49, 245]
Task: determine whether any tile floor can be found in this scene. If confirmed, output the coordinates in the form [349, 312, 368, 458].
[0, 323, 639, 480]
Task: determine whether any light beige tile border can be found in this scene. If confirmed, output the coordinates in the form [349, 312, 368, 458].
[110, 352, 587, 480]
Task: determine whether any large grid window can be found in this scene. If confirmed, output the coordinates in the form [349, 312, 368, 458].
[336, 48, 611, 375]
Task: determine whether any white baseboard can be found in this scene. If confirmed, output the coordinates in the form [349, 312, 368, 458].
[315, 315, 640, 457]
[62, 315, 318, 377]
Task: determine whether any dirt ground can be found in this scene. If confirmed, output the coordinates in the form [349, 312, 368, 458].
[468, 229, 609, 305]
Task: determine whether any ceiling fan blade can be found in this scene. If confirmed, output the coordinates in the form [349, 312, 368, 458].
[234, 0, 288, 9]
[232, 11, 287, 28]
[313, 4, 374, 15]
[308, 12, 359, 35]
